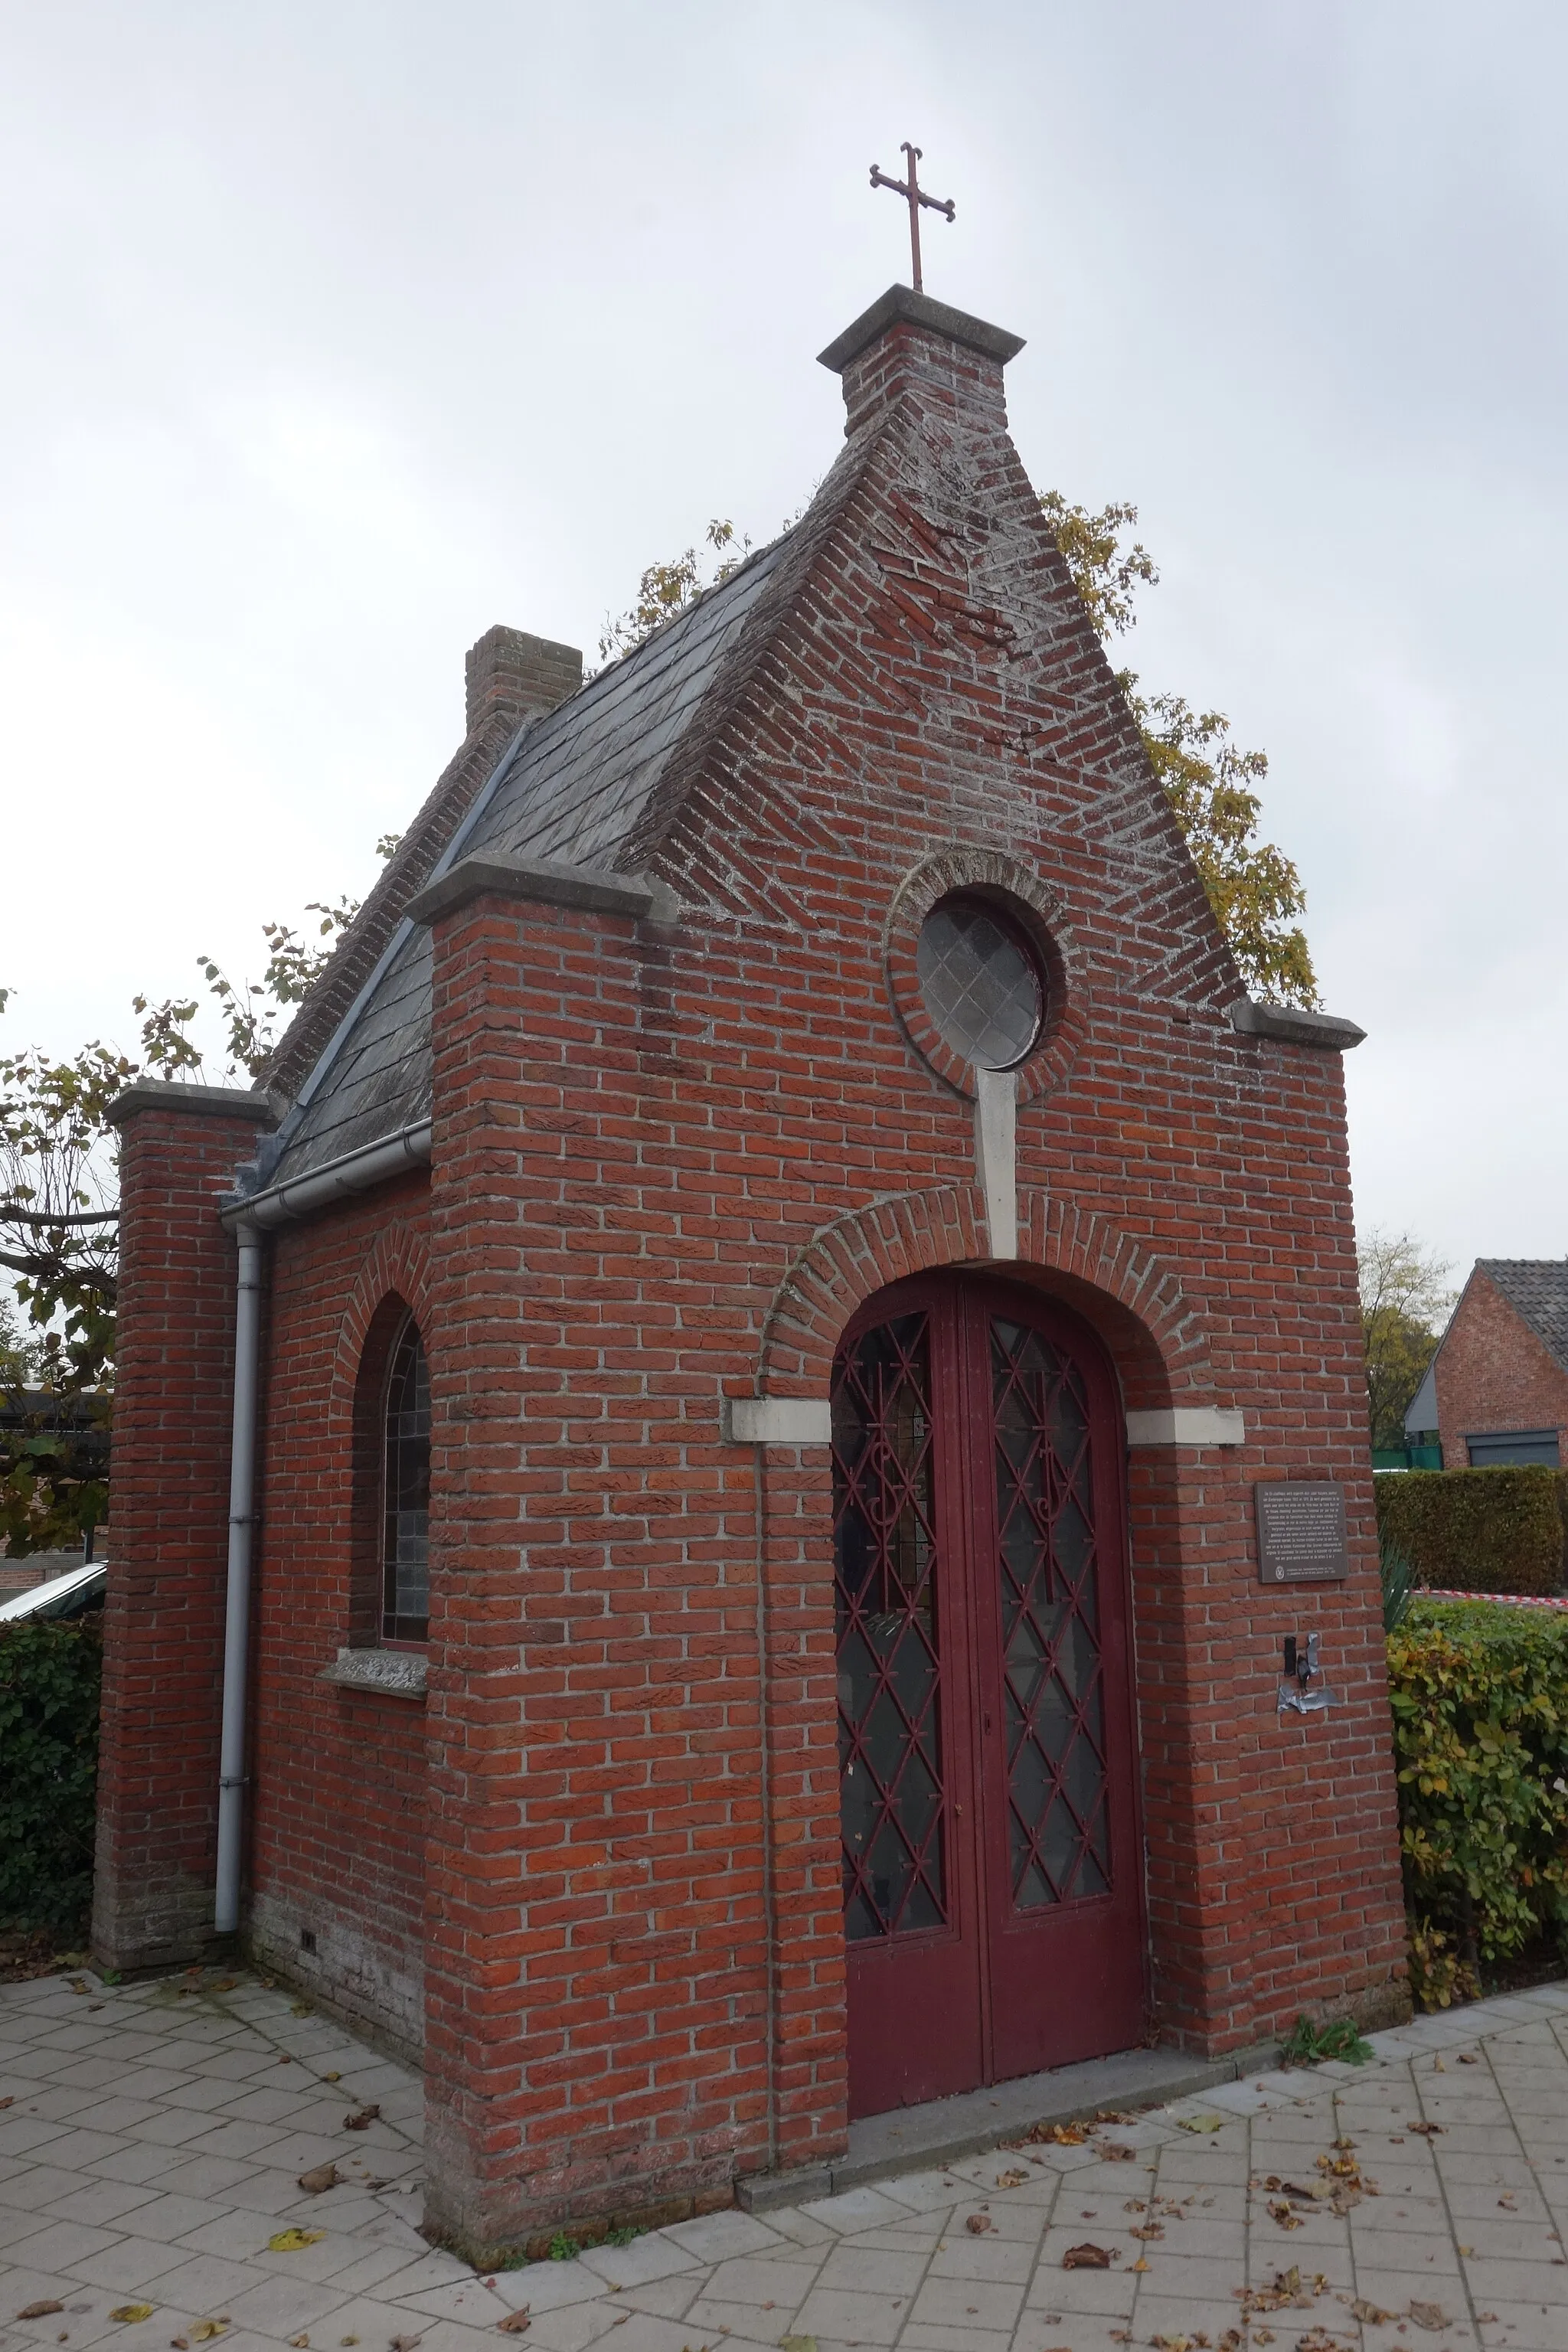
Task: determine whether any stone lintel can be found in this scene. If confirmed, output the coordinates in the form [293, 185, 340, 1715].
[1230, 1000, 1367, 1052]
[406, 854, 677, 929]
[1126, 1407, 1246, 1449]
[725, 1397, 833, 1446]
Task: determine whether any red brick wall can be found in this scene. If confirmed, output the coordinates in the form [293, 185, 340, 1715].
[93, 1087, 273, 1972]
[403, 297, 1407, 2230]
[245, 1181, 433, 2056]
[1436, 1270, 1568, 1467]
[101, 304, 1407, 2252]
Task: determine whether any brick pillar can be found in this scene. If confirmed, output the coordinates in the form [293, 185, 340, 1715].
[411, 854, 691, 2259]
[93, 1079, 276, 1973]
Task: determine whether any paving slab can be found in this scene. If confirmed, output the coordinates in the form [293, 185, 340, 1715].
[5, 1968, 1568, 2352]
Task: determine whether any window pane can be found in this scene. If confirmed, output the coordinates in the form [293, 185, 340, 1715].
[382, 1321, 430, 1641]
[916, 899, 1042, 1070]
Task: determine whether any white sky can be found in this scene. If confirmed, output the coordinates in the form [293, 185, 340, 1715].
[3, 0, 1563, 1287]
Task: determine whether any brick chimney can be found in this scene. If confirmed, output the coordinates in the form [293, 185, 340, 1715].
[817, 284, 1025, 439]
[464, 626, 583, 737]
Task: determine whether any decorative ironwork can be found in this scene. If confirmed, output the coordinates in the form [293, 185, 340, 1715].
[916, 898, 1043, 1071]
[991, 1318, 1110, 1907]
[832, 1313, 948, 1940]
[382, 1317, 430, 1642]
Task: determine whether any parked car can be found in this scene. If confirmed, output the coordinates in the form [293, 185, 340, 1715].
[0, 1559, 106, 1622]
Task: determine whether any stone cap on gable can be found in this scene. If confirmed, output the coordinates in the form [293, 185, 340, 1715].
[1229, 999, 1366, 1051]
[817, 285, 1026, 375]
[406, 853, 679, 929]
[105, 1078, 279, 1129]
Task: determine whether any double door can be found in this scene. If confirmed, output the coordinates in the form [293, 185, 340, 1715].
[832, 1275, 1145, 2117]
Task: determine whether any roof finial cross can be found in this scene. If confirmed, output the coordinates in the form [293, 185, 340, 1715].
[869, 142, 955, 295]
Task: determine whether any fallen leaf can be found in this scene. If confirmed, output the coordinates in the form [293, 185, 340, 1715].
[1267, 2201, 1302, 2230]
[1350, 2301, 1396, 2325]
[965, 2213, 995, 2235]
[1476, 2315, 1497, 2326]
[290, 2001, 312, 2015]
[1406, 2305, 1449, 2331]
[288, 2339, 309, 2349]
[298, 2164, 340, 2194]
[497, 2318, 531, 2337]
[1458, 2245, 1473, 2257]
[1432, 2057, 1446, 2073]
[344, 2105, 381, 2132]
[1152, 2336, 1192, 2350]
[1063, 2243, 1116, 2269]
[996, 2167, 1028, 2189]
[1132, 2224, 1165, 2241]
[0, 2097, 13, 2111]
[1101, 2141, 1137, 2161]
[1132, 2257, 1150, 2272]
[268, 2229, 326, 2252]
[188, 2327, 226, 2344]
[340, 2339, 360, 2346]
[388, 2338, 422, 2352]
[1457, 2053, 1478, 2066]
[1406, 2123, 1445, 2138]
[1255, 2334, 1276, 2346]
[109, 2309, 155, 2325]
[324, 2072, 341, 2083]
[779, 2338, 817, 2352]
[1031, 2121, 1089, 2145]
[1177, 2116, 1225, 2134]
[18, 2305, 65, 2322]
[172, 2337, 189, 2347]
[1498, 2194, 1517, 2210]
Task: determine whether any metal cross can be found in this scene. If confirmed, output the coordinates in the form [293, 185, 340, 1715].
[869, 142, 955, 294]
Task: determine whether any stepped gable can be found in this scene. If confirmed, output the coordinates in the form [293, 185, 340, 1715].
[1478, 1259, 1568, 1372]
[261, 706, 521, 1106]
[256, 502, 842, 1189]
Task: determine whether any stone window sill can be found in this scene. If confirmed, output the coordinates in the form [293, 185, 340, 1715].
[319, 1646, 427, 1700]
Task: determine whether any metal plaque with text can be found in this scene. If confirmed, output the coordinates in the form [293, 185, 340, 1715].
[1254, 1481, 1350, 1585]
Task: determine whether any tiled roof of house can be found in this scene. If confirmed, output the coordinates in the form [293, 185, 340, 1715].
[1478, 1259, 1568, 1373]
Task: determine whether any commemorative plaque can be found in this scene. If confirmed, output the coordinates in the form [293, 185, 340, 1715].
[1254, 1481, 1350, 1586]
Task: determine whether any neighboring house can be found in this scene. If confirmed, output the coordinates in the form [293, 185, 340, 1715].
[1406, 1259, 1568, 1467]
[94, 283, 1406, 2257]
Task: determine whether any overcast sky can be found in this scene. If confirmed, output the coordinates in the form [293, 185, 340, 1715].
[2, 1, 1563, 1285]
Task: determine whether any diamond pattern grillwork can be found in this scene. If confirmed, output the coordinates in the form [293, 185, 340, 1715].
[991, 1318, 1111, 1909]
[833, 1312, 948, 1941]
[916, 899, 1043, 1070]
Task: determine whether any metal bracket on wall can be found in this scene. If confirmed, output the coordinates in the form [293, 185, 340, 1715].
[1278, 1632, 1338, 1715]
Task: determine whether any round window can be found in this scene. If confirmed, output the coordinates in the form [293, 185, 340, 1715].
[915, 896, 1044, 1070]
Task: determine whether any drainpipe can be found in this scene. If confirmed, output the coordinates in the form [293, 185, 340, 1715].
[215, 1220, 264, 1936]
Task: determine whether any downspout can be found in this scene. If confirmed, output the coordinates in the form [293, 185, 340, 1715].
[215, 1220, 264, 1936]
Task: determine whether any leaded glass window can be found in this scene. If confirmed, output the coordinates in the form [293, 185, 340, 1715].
[916, 896, 1044, 1070]
[381, 1318, 430, 1643]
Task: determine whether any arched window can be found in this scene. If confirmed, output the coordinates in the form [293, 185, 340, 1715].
[381, 1317, 430, 1643]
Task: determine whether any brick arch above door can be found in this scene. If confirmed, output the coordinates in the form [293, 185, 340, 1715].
[756, 1183, 1216, 1413]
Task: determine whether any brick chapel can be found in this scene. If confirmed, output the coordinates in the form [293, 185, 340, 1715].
[94, 284, 1409, 2256]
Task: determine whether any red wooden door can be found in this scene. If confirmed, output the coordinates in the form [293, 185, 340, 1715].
[833, 1275, 1145, 2118]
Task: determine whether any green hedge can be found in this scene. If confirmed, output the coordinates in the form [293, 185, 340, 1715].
[0, 1617, 101, 1931]
[1374, 1465, 1564, 1596]
[1389, 1599, 1568, 2007]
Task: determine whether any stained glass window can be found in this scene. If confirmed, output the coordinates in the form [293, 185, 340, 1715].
[916, 897, 1043, 1070]
[382, 1318, 430, 1643]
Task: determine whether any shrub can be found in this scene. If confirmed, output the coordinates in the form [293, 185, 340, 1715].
[1374, 1465, 1563, 1596]
[0, 1617, 101, 1931]
[1387, 1599, 1568, 2004]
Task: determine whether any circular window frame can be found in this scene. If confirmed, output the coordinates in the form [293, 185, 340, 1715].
[884, 848, 1083, 1105]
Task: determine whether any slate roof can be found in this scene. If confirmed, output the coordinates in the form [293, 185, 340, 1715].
[1478, 1259, 1568, 1374]
[256, 527, 801, 1187]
